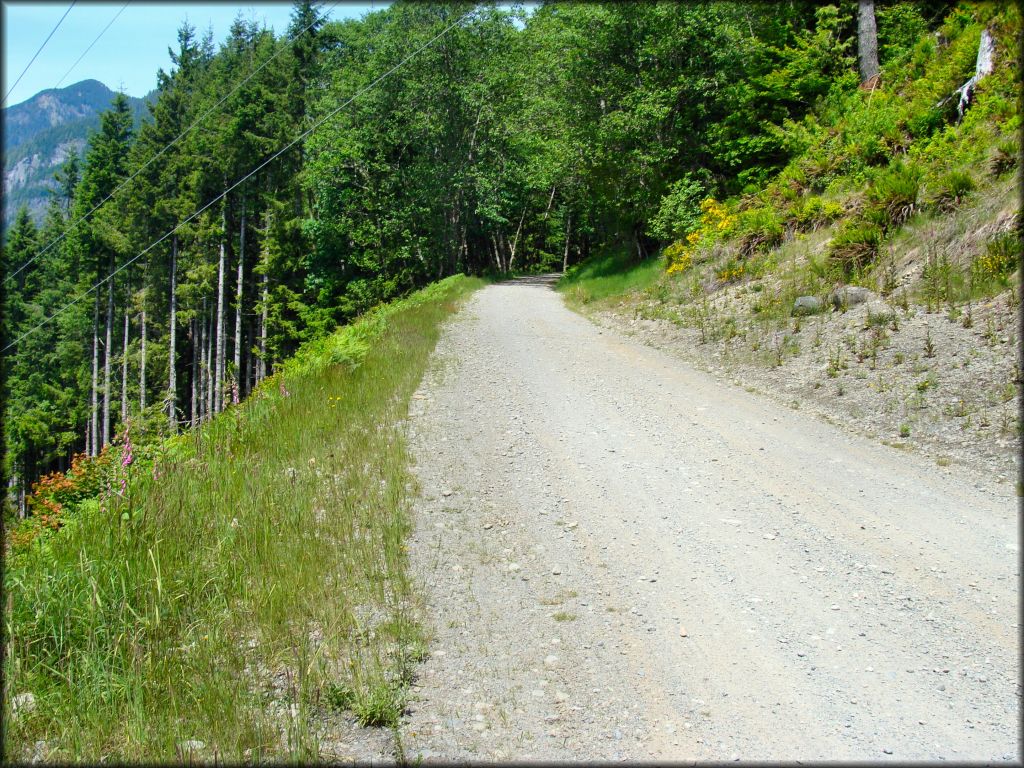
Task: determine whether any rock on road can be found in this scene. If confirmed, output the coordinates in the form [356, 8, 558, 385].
[398, 275, 1019, 762]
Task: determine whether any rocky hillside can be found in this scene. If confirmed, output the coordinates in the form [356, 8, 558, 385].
[3, 80, 151, 228]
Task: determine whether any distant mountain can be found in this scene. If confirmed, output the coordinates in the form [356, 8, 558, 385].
[3, 80, 153, 229]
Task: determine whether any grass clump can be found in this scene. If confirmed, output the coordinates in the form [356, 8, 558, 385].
[867, 160, 923, 231]
[3, 275, 483, 762]
[828, 220, 884, 275]
[928, 170, 976, 212]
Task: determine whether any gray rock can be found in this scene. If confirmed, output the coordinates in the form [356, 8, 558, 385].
[864, 300, 895, 323]
[178, 740, 206, 754]
[11, 692, 36, 717]
[830, 285, 876, 309]
[792, 296, 822, 315]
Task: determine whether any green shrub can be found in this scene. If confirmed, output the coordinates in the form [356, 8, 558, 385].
[867, 160, 922, 230]
[787, 195, 844, 232]
[973, 230, 1021, 286]
[829, 221, 883, 274]
[989, 138, 1019, 176]
[928, 170, 976, 212]
[737, 206, 784, 257]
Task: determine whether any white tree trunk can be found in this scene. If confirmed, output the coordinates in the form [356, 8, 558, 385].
[102, 267, 113, 447]
[953, 29, 995, 119]
[190, 318, 198, 428]
[234, 195, 245, 403]
[215, 216, 226, 413]
[91, 293, 100, 456]
[562, 212, 572, 273]
[169, 236, 178, 432]
[121, 302, 129, 425]
[258, 271, 268, 383]
[140, 292, 146, 412]
[206, 299, 214, 420]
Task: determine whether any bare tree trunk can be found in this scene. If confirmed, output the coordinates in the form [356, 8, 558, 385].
[206, 298, 214, 420]
[215, 214, 226, 413]
[91, 293, 100, 456]
[858, 0, 880, 88]
[258, 271, 268, 383]
[139, 291, 146, 412]
[234, 193, 245, 404]
[508, 205, 528, 272]
[562, 212, 572, 273]
[190, 318, 198, 428]
[168, 236, 178, 432]
[541, 184, 557, 222]
[102, 263, 113, 447]
[121, 300, 129, 425]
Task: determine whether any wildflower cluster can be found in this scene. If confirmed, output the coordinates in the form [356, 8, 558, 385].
[328, 395, 342, 408]
[716, 262, 747, 283]
[6, 446, 119, 556]
[972, 232, 1020, 282]
[665, 197, 736, 275]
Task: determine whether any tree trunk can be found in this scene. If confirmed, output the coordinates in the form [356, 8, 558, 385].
[102, 262, 113, 447]
[508, 205, 527, 272]
[206, 298, 214, 420]
[91, 293, 100, 456]
[234, 194, 245, 404]
[139, 292, 146, 412]
[190, 317, 198, 428]
[858, 0, 880, 88]
[562, 212, 573, 273]
[258, 271, 268, 383]
[169, 236, 178, 432]
[541, 184, 557, 222]
[215, 218, 226, 414]
[121, 299, 129, 425]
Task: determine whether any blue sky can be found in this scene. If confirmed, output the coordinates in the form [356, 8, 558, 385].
[2, 2, 388, 107]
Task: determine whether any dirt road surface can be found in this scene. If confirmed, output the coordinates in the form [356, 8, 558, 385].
[398, 276, 1020, 762]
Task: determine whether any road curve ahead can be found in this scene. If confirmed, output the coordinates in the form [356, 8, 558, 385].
[399, 276, 1019, 762]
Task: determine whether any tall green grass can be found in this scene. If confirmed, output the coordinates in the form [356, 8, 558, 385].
[557, 247, 663, 305]
[3, 275, 483, 762]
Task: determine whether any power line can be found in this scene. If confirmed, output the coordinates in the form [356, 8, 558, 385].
[4, 0, 340, 286]
[3, 1, 77, 106]
[54, 1, 130, 89]
[2, 9, 473, 355]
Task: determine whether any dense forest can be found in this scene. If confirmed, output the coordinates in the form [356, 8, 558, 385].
[1, 0, 1018, 506]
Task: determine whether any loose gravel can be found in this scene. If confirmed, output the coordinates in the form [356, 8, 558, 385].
[393, 275, 1019, 762]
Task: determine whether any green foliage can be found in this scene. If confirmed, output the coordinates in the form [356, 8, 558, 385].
[785, 195, 844, 232]
[558, 247, 663, 305]
[737, 206, 784, 257]
[973, 230, 1021, 288]
[989, 138, 1019, 176]
[829, 220, 884, 275]
[927, 170, 976, 211]
[649, 173, 709, 241]
[3, 276, 481, 761]
[867, 160, 923, 230]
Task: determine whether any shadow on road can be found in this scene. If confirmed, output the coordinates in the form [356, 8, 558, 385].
[498, 273, 562, 287]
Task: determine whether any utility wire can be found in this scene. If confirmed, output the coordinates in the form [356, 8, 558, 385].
[2, 9, 473, 355]
[54, 1, 130, 89]
[3, 1, 76, 106]
[4, 0, 340, 286]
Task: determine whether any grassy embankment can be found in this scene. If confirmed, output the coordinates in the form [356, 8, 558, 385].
[3, 275, 483, 762]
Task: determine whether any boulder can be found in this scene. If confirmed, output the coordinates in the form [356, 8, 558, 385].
[865, 300, 895, 323]
[792, 296, 822, 315]
[830, 285, 876, 309]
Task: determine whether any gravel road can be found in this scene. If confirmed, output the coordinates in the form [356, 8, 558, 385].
[398, 275, 1020, 762]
